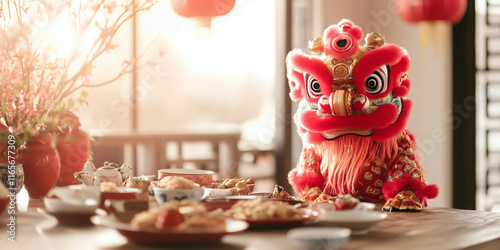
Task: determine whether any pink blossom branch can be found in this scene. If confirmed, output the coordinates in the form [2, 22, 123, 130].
[56, 0, 156, 102]
[0, 0, 159, 139]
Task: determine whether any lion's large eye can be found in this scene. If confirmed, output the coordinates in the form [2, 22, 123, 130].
[305, 74, 322, 97]
[364, 65, 389, 95]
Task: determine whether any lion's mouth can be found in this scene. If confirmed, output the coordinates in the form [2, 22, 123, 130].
[321, 128, 373, 139]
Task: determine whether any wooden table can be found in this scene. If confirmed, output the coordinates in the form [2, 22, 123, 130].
[3, 193, 500, 250]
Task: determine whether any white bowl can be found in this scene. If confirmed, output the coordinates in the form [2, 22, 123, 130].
[153, 186, 205, 206]
[44, 197, 97, 214]
[316, 210, 387, 234]
[51, 186, 100, 205]
[287, 227, 350, 249]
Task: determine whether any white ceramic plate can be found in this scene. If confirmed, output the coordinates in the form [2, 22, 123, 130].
[315, 210, 387, 234]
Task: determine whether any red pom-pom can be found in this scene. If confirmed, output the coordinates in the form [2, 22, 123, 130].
[288, 169, 325, 194]
[382, 173, 439, 204]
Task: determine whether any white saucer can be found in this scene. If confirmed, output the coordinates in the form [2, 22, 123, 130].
[314, 210, 387, 234]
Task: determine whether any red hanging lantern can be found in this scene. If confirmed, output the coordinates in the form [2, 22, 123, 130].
[171, 0, 236, 28]
[396, 0, 467, 24]
[396, 0, 467, 54]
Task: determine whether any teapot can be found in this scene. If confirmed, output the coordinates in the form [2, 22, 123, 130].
[74, 161, 133, 186]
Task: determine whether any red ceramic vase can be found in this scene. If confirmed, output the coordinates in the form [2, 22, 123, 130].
[0, 124, 9, 163]
[56, 129, 90, 186]
[17, 133, 61, 199]
[0, 144, 7, 163]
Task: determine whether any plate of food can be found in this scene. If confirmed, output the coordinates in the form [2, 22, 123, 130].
[91, 200, 248, 245]
[224, 198, 319, 228]
[311, 194, 386, 234]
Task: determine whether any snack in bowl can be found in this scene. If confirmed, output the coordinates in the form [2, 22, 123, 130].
[158, 169, 214, 188]
[131, 200, 226, 231]
[210, 177, 255, 196]
[153, 176, 204, 205]
[159, 176, 198, 189]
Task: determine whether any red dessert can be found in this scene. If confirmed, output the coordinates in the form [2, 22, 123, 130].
[155, 210, 185, 229]
[333, 194, 360, 210]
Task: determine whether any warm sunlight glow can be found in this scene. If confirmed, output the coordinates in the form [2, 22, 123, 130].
[33, 6, 101, 62]
[35, 10, 79, 59]
[172, 14, 275, 80]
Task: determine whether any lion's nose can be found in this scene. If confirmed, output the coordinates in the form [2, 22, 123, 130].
[318, 89, 353, 116]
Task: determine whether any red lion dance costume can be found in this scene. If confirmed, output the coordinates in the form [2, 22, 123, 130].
[286, 20, 438, 211]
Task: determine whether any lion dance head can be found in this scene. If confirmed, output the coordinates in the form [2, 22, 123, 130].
[287, 19, 412, 145]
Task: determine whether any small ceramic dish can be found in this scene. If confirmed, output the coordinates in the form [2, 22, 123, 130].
[287, 226, 351, 249]
[315, 210, 387, 234]
[44, 197, 97, 214]
[51, 186, 100, 205]
[153, 186, 205, 205]
[42, 197, 98, 226]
